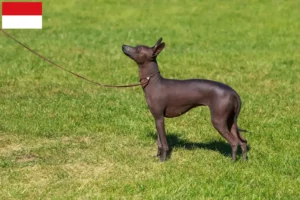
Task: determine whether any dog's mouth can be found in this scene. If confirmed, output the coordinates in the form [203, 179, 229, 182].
[123, 51, 131, 57]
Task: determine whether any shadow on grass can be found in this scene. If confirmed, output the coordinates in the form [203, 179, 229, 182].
[147, 132, 251, 158]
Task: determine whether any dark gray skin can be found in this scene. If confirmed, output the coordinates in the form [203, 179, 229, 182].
[122, 38, 247, 162]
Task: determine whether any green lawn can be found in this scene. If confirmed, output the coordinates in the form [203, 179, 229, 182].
[1, 0, 300, 199]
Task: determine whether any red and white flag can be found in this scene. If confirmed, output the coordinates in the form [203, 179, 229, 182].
[2, 2, 42, 29]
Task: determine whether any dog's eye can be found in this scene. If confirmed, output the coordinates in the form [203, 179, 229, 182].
[136, 47, 140, 51]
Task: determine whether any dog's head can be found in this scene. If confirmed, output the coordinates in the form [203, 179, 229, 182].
[122, 38, 165, 64]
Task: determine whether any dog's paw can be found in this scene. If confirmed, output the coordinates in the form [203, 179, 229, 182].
[159, 150, 168, 162]
[152, 148, 162, 158]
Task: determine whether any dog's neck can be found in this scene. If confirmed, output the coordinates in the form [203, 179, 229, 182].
[138, 61, 161, 79]
[138, 61, 162, 89]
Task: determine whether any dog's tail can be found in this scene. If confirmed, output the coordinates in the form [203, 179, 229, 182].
[234, 94, 248, 142]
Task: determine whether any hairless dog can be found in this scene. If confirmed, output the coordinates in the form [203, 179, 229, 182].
[122, 38, 247, 162]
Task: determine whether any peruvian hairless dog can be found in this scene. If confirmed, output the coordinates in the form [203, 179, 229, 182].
[122, 38, 247, 162]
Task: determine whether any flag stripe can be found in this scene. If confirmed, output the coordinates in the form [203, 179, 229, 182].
[2, 16, 42, 29]
[2, 2, 42, 15]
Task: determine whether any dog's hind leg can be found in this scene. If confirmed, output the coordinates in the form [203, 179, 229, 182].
[211, 114, 239, 161]
[231, 123, 247, 160]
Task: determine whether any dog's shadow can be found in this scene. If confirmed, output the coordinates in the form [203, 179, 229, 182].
[147, 132, 251, 158]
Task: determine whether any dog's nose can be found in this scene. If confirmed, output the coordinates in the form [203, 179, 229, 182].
[122, 45, 130, 54]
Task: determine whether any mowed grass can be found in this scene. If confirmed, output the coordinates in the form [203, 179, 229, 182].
[1, 0, 300, 199]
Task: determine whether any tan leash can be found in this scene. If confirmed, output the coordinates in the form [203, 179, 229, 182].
[0, 29, 158, 88]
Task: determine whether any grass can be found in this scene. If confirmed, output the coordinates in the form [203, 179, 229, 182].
[1, 0, 300, 199]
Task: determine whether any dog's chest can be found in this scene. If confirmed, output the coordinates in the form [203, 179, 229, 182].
[144, 92, 157, 107]
[143, 89, 165, 110]
[144, 88, 202, 118]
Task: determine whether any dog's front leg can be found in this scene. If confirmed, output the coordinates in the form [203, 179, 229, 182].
[155, 117, 169, 162]
[153, 134, 162, 158]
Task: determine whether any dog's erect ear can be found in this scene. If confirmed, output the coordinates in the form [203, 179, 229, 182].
[153, 42, 165, 57]
[153, 37, 163, 49]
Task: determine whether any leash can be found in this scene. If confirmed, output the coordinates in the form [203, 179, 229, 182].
[0, 29, 158, 88]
